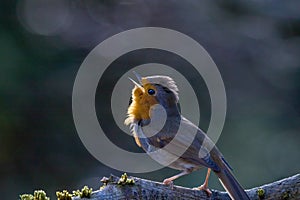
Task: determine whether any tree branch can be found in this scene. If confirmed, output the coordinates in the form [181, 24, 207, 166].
[74, 174, 300, 200]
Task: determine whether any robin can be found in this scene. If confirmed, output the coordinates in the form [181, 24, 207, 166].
[124, 72, 250, 200]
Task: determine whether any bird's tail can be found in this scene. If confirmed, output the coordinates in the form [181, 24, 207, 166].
[215, 160, 250, 200]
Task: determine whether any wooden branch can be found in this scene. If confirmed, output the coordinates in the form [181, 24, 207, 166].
[73, 173, 300, 200]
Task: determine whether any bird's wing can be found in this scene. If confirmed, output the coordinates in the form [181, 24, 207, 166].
[141, 117, 220, 171]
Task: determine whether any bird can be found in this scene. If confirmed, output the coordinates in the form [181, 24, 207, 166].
[124, 72, 250, 200]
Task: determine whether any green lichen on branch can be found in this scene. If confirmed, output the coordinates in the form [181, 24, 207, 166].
[73, 186, 93, 198]
[20, 194, 34, 200]
[257, 188, 265, 199]
[20, 190, 50, 200]
[117, 173, 135, 186]
[56, 186, 93, 200]
[281, 191, 291, 200]
[56, 190, 72, 200]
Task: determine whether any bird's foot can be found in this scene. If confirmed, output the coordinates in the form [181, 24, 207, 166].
[193, 184, 212, 196]
[163, 178, 174, 189]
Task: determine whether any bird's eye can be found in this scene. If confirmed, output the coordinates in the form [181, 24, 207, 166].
[148, 89, 155, 95]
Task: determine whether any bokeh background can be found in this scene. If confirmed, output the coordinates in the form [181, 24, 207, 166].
[1, 0, 300, 199]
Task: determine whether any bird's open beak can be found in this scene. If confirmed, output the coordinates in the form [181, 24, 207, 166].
[128, 71, 143, 89]
[133, 71, 142, 84]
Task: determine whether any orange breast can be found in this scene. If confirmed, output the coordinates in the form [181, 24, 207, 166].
[127, 86, 159, 121]
[127, 85, 158, 147]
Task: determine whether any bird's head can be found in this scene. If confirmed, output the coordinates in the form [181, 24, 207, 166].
[125, 72, 180, 124]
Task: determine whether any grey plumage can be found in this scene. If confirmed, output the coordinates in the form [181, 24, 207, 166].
[125, 75, 250, 200]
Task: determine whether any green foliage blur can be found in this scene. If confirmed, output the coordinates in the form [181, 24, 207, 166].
[1, 0, 300, 199]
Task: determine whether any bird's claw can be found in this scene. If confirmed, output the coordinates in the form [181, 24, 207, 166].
[193, 184, 212, 196]
[163, 178, 174, 189]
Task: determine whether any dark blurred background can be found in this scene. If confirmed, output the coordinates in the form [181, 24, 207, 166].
[1, 0, 300, 199]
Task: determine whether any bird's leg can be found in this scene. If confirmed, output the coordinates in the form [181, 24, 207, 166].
[194, 168, 212, 196]
[163, 170, 190, 186]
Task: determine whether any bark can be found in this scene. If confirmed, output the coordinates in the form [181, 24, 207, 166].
[74, 173, 300, 200]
